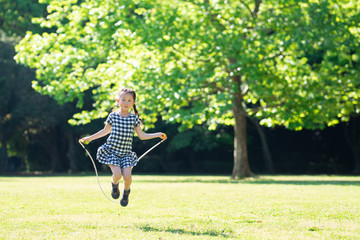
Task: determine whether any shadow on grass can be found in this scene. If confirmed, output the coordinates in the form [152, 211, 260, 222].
[137, 224, 232, 238]
[242, 179, 360, 186]
[134, 177, 360, 186]
[2, 173, 360, 186]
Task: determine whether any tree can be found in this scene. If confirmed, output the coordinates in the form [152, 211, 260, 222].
[0, 39, 77, 172]
[0, 0, 75, 172]
[15, 0, 360, 178]
[0, 0, 46, 37]
[0, 0, 45, 172]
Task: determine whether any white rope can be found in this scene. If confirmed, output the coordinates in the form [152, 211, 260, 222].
[137, 139, 166, 161]
[79, 139, 165, 204]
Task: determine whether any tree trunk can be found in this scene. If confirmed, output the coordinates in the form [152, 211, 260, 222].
[189, 150, 198, 173]
[343, 117, 360, 174]
[38, 128, 63, 172]
[232, 89, 253, 179]
[249, 117, 274, 173]
[65, 131, 78, 173]
[0, 134, 8, 172]
[352, 150, 360, 175]
[48, 146, 63, 172]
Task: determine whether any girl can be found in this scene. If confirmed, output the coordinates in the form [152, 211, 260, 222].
[79, 88, 167, 207]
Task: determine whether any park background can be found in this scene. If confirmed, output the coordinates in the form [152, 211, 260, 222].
[0, 0, 359, 177]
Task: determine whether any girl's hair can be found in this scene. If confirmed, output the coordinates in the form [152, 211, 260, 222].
[116, 87, 143, 124]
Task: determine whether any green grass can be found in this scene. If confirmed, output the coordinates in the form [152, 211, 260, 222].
[1, 175, 360, 239]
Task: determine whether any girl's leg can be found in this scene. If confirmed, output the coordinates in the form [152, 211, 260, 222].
[121, 167, 132, 190]
[109, 165, 122, 199]
[109, 164, 122, 184]
[120, 167, 132, 207]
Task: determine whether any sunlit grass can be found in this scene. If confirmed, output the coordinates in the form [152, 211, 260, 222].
[1, 175, 360, 239]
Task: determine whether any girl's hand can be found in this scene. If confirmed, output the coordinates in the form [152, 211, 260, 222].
[159, 133, 167, 140]
[79, 137, 91, 145]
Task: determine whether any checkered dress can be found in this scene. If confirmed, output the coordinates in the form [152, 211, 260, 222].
[96, 112, 141, 169]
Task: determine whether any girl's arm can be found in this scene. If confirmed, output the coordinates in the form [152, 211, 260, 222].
[79, 123, 112, 143]
[135, 126, 167, 141]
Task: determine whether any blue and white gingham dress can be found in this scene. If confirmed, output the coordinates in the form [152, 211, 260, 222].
[97, 112, 141, 169]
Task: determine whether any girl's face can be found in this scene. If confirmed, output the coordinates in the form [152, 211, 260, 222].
[117, 93, 135, 112]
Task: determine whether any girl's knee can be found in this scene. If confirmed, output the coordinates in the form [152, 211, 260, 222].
[122, 168, 132, 181]
[123, 173, 132, 181]
[109, 165, 122, 180]
[113, 171, 122, 179]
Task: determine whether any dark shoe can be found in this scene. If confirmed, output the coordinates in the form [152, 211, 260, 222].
[120, 189, 131, 207]
[111, 182, 120, 199]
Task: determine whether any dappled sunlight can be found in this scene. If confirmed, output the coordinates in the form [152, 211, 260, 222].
[132, 175, 360, 186]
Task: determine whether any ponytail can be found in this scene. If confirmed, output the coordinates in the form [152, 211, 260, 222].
[133, 104, 143, 125]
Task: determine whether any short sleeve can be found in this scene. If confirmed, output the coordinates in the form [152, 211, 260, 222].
[134, 115, 141, 127]
[106, 112, 114, 125]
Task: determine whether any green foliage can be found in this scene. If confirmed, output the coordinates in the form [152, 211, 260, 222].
[0, 38, 82, 172]
[0, 0, 47, 37]
[167, 125, 230, 153]
[15, 0, 360, 131]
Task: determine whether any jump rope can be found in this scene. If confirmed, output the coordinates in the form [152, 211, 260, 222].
[79, 136, 166, 204]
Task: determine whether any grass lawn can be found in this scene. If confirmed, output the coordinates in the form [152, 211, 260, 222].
[1, 174, 360, 239]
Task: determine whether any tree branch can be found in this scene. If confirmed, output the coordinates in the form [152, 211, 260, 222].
[260, 3, 298, 15]
[202, 82, 224, 94]
[171, 45, 211, 63]
[248, 103, 284, 113]
[239, 0, 255, 20]
[241, 84, 249, 95]
[261, 52, 289, 62]
[239, 0, 262, 20]
[253, 0, 262, 16]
